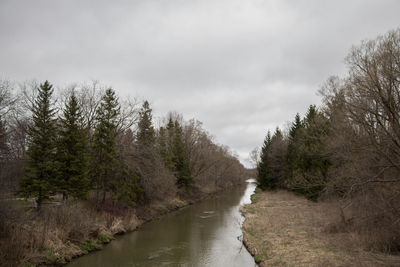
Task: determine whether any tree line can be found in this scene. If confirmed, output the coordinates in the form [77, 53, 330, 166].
[0, 80, 246, 210]
[256, 29, 400, 252]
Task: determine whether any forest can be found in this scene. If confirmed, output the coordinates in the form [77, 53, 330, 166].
[0, 79, 247, 265]
[256, 29, 400, 253]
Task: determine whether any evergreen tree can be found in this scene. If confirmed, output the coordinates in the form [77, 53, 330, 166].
[285, 106, 330, 200]
[111, 167, 144, 207]
[269, 127, 286, 188]
[158, 126, 175, 169]
[90, 88, 120, 205]
[18, 81, 58, 210]
[285, 113, 303, 181]
[137, 100, 155, 147]
[111, 129, 144, 206]
[172, 120, 192, 188]
[257, 130, 273, 190]
[56, 92, 89, 199]
[166, 116, 175, 138]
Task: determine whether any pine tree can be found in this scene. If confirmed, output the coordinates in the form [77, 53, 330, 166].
[18, 81, 58, 210]
[56, 92, 89, 200]
[90, 88, 120, 206]
[257, 130, 273, 190]
[172, 120, 192, 188]
[137, 100, 155, 147]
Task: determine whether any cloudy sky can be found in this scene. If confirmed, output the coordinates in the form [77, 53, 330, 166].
[1, 0, 399, 166]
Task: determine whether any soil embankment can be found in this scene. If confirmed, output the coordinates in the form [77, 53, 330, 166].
[241, 190, 400, 266]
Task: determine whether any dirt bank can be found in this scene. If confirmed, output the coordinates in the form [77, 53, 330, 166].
[241, 190, 400, 266]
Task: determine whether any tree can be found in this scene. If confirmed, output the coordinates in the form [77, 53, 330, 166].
[172, 120, 192, 188]
[111, 129, 144, 206]
[18, 81, 58, 210]
[56, 91, 89, 200]
[248, 147, 260, 169]
[158, 126, 175, 170]
[136, 100, 155, 147]
[269, 127, 287, 188]
[257, 130, 273, 190]
[90, 88, 120, 206]
[285, 113, 303, 183]
[285, 105, 330, 200]
[0, 116, 8, 161]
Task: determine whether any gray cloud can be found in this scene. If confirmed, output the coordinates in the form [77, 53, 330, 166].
[1, 0, 399, 166]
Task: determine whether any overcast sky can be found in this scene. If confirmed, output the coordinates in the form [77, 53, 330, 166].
[1, 0, 399, 166]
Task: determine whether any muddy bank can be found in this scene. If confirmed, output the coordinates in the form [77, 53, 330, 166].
[241, 190, 400, 266]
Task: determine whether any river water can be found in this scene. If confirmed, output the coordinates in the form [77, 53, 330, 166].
[68, 180, 257, 267]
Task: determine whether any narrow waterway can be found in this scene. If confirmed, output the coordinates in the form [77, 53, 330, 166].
[68, 180, 257, 267]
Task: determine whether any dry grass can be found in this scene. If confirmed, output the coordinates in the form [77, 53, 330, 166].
[241, 190, 400, 267]
[0, 194, 195, 266]
[0, 200, 142, 266]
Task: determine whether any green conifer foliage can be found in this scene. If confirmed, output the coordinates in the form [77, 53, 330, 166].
[158, 126, 175, 169]
[56, 92, 89, 199]
[257, 130, 273, 190]
[285, 105, 330, 200]
[90, 88, 120, 205]
[172, 120, 192, 188]
[137, 100, 155, 146]
[269, 127, 286, 188]
[18, 81, 58, 209]
[285, 113, 304, 181]
[111, 168, 144, 207]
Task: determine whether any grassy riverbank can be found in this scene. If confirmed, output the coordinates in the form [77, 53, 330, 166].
[1, 197, 190, 266]
[241, 190, 400, 266]
[1, 184, 246, 266]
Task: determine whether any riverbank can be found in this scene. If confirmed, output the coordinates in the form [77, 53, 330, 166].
[1, 183, 246, 266]
[241, 189, 400, 266]
[1, 198, 186, 266]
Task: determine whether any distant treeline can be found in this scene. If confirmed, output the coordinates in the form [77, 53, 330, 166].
[0, 80, 246, 209]
[256, 29, 400, 252]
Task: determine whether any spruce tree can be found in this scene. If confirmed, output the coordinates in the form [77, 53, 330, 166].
[172, 120, 192, 188]
[56, 92, 89, 200]
[257, 130, 273, 190]
[269, 127, 285, 188]
[137, 100, 155, 147]
[90, 88, 120, 205]
[165, 117, 176, 168]
[18, 81, 58, 210]
[297, 105, 330, 200]
[284, 106, 330, 200]
[285, 113, 303, 181]
[158, 126, 175, 169]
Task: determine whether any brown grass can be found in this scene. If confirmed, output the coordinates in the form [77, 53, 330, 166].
[0, 200, 141, 266]
[241, 190, 400, 267]
[0, 193, 194, 266]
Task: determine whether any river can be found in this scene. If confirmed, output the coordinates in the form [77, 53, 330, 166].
[68, 179, 257, 267]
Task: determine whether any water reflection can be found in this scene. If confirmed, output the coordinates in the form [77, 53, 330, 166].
[68, 180, 257, 267]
